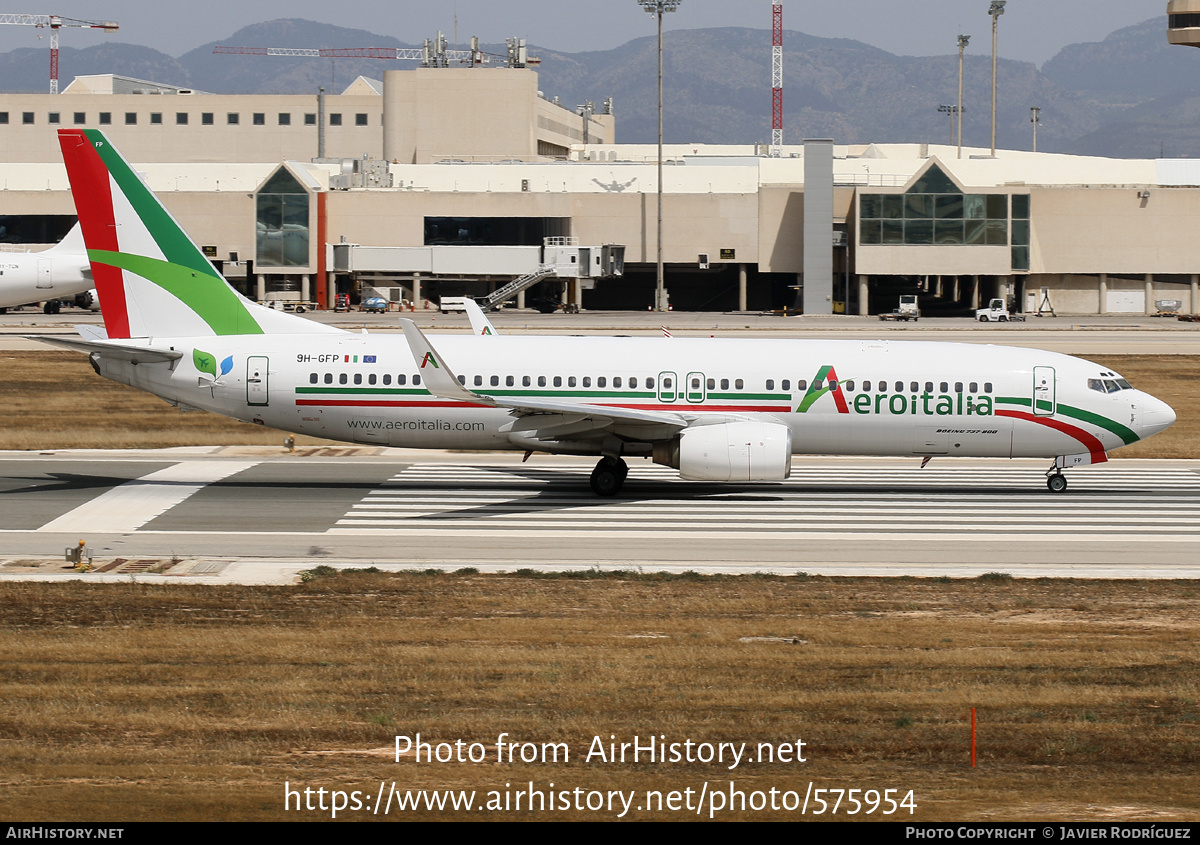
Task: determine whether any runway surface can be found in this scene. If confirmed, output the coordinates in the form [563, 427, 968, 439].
[1, 450, 1197, 583]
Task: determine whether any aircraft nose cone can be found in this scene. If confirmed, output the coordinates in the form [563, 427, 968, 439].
[1140, 394, 1177, 440]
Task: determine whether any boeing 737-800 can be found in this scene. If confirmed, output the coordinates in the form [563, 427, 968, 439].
[0, 223, 93, 313]
[37, 129, 1176, 496]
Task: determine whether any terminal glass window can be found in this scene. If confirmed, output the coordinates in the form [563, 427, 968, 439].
[22, 112, 34, 125]
[47, 112, 60, 124]
[1010, 194, 1031, 271]
[73, 112, 85, 125]
[255, 167, 310, 268]
[355, 113, 368, 126]
[125, 112, 137, 125]
[304, 113, 316, 125]
[150, 112, 162, 125]
[253, 112, 265, 126]
[227, 113, 239, 125]
[99, 112, 111, 125]
[202, 112, 214, 125]
[329, 113, 342, 126]
[859, 164, 1008, 247]
[176, 112, 189, 125]
[0, 113, 8, 124]
[278, 113, 291, 125]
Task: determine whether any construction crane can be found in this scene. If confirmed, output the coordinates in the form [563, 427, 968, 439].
[213, 34, 538, 69]
[0, 14, 119, 94]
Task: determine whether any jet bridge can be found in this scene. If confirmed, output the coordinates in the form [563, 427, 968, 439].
[475, 237, 625, 311]
[332, 236, 624, 311]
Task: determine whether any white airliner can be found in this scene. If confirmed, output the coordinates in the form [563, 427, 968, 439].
[38, 129, 1176, 496]
[0, 223, 93, 314]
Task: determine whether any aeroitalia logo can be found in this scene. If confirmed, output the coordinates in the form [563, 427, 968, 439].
[797, 365, 848, 413]
[797, 365, 994, 417]
[420, 352, 439, 369]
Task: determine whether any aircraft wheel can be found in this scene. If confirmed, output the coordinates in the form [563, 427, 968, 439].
[1047, 474, 1068, 493]
[590, 457, 627, 497]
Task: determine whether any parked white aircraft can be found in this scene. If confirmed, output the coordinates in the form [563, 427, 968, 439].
[0, 223, 92, 313]
[38, 129, 1176, 496]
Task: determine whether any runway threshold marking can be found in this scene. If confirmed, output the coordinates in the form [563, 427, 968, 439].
[328, 464, 1200, 539]
[36, 461, 260, 533]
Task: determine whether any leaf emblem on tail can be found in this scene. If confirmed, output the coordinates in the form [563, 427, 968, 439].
[193, 348, 216, 377]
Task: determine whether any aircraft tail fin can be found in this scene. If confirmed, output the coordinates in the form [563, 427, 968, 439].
[57, 129, 338, 340]
[47, 222, 86, 256]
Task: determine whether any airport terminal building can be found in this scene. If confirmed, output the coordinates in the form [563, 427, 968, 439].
[2, 67, 1200, 316]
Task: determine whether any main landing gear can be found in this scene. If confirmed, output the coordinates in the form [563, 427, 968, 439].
[1046, 467, 1068, 493]
[590, 456, 628, 497]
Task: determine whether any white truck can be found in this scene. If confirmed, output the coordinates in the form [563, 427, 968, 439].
[879, 294, 920, 321]
[975, 298, 1025, 322]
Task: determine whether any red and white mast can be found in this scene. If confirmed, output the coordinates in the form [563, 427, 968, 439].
[771, 2, 783, 157]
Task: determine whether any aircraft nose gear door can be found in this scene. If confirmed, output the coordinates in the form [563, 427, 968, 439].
[1033, 366, 1056, 416]
[247, 356, 269, 407]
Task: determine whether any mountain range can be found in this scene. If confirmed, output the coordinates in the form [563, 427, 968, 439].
[2, 17, 1200, 158]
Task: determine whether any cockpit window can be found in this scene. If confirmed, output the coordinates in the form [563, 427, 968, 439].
[1089, 376, 1133, 393]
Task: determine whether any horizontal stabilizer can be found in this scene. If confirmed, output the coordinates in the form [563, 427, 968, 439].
[28, 334, 182, 364]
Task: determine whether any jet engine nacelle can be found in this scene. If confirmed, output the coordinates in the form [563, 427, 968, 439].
[666, 421, 793, 482]
[73, 289, 100, 311]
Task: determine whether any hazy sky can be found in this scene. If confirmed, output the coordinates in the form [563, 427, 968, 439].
[0, 1, 1164, 65]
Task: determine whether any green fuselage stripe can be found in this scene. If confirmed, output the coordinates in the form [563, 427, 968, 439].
[996, 396, 1138, 444]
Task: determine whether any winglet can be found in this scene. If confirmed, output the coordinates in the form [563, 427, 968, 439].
[462, 298, 498, 336]
[398, 319, 494, 405]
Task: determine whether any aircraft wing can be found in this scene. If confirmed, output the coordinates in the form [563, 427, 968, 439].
[398, 319, 689, 434]
[28, 334, 183, 364]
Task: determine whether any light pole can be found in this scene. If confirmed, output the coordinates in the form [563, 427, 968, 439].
[957, 34, 970, 158]
[989, 1, 1005, 157]
[937, 104, 958, 145]
[1030, 106, 1041, 152]
[640, 0, 680, 311]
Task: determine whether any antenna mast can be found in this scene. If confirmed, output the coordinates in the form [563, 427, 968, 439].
[771, 2, 783, 156]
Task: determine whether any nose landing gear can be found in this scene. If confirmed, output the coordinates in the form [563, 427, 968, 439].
[590, 457, 628, 497]
[1046, 467, 1068, 493]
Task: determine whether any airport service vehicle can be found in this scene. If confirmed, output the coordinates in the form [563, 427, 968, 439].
[361, 297, 388, 313]
[0, 223, 92, 314]
[39, 129, 1176, 496]
[976, 298, 1024, 322]
[879, 294, 920, 322]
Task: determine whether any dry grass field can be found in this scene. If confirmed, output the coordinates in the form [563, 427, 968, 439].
[0, 350, 1197, 456]
[1, 351, 1197, 822]
[0, 571, 1197, 822]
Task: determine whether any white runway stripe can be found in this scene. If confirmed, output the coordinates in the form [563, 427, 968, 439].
[37, 461, 259, 533]
[330, 464, 1200, 538]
